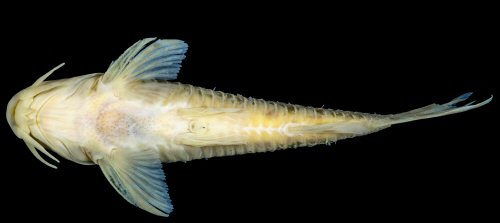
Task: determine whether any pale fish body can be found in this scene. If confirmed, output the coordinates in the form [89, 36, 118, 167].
[6, 38, 492, 217]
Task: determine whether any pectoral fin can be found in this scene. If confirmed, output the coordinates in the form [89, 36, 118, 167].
[97, 148, 172, 217]
[102, 38, 188, 84]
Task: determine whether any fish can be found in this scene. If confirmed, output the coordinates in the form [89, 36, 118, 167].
[6, 38, 492, 217]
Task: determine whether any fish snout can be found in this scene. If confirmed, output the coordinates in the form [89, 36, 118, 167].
[6, 90, 29, 138]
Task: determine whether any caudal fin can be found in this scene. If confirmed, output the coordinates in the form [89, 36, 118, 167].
[388, 92, 492, 125]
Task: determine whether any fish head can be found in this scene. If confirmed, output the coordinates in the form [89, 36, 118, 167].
[6, 63, 73, 169]
[6, 81, 64, 169]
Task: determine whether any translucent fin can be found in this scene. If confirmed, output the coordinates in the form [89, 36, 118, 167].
[102, 38, 188, 84]
[97, 148, 172, 217]
[389, 92, 493, 125]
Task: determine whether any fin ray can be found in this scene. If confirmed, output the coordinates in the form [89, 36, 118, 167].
[389, 93, 493, 125]
[102, 38, 188, 84]
[97, 148, 172, 217]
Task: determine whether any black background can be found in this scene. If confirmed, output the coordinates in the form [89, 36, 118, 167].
[2, 5, 497, 222]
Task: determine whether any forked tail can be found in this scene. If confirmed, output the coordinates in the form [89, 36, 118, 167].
[387, 92, 492, 125]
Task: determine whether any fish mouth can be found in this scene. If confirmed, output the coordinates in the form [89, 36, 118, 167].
[6, 92, 22, 138]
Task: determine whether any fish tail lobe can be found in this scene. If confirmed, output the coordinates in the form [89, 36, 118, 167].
[387, 92, 492, 125]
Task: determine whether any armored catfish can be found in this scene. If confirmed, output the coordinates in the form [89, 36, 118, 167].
[6, 38, 492, 217]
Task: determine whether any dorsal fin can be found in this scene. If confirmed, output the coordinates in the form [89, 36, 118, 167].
[102, 38, 188, 84]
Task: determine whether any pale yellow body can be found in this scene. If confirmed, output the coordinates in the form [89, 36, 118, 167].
[42, 77, 387, 164]
[23, 72, 387, 166]
[6, 38, 491, 217]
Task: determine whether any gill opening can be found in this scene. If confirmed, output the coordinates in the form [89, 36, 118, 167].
[20, 131, 60, 169]
[32, 63, 65, 86]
